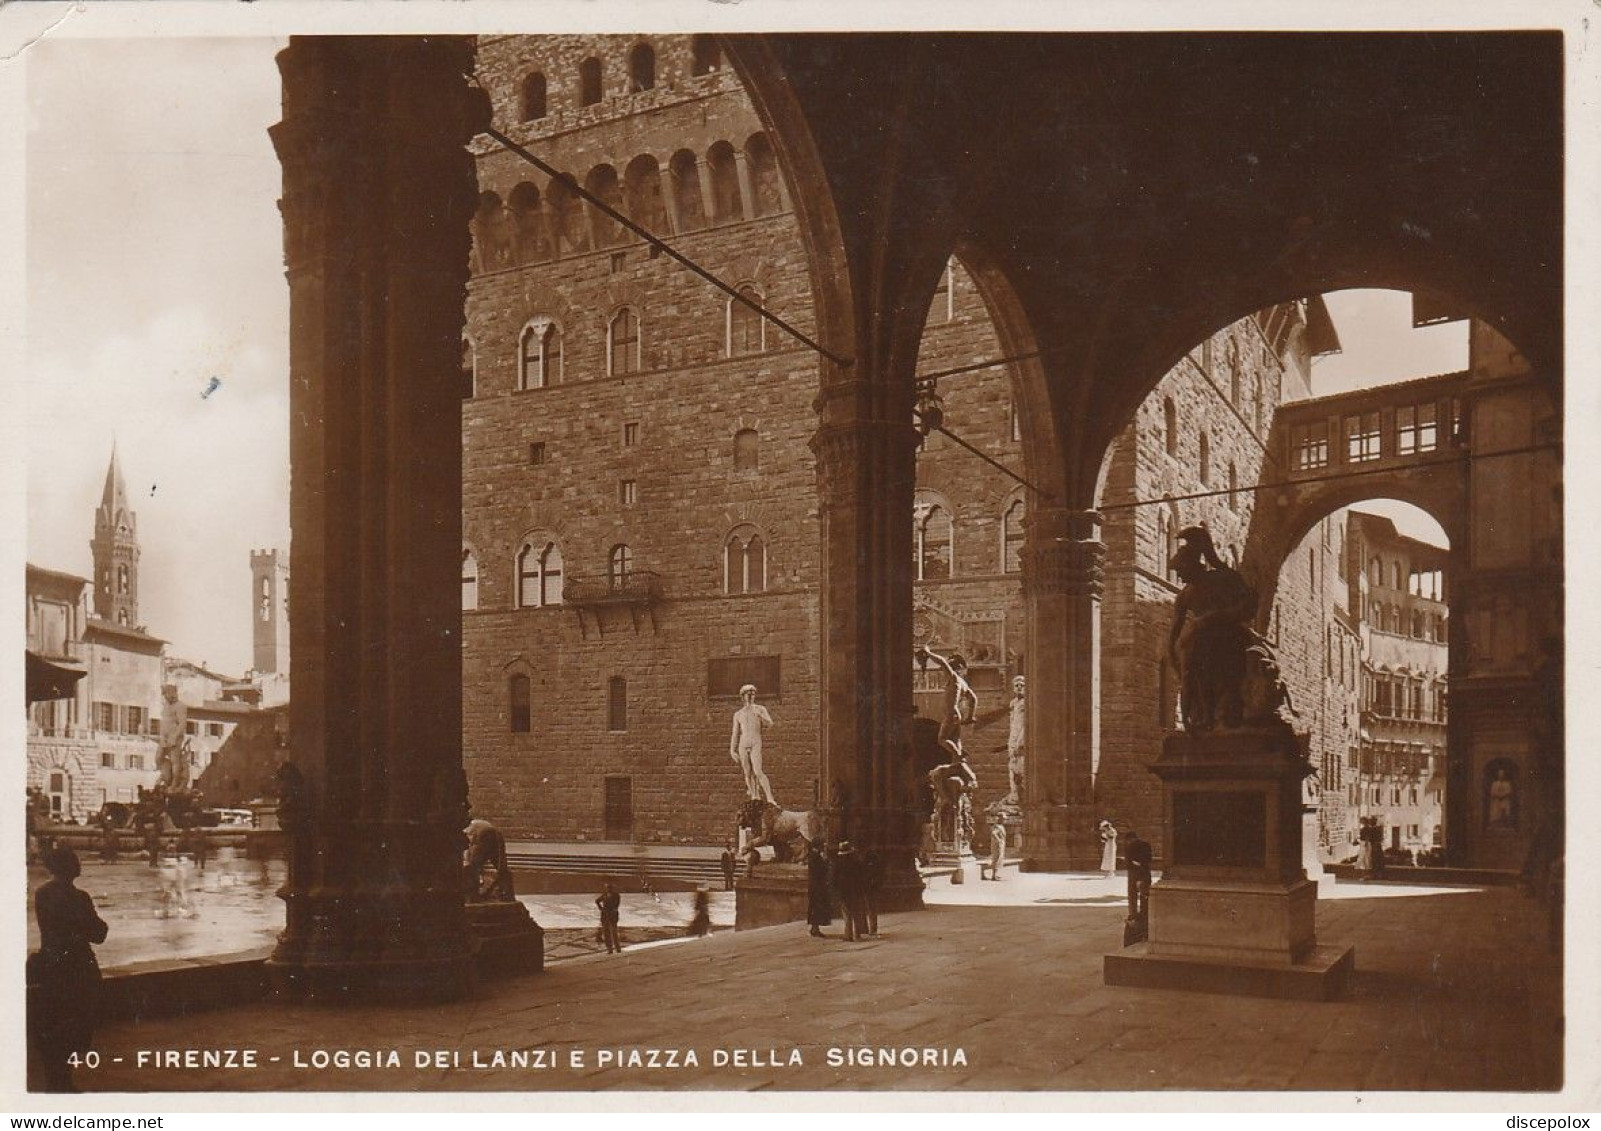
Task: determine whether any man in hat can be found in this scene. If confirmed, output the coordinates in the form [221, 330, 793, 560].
[729, 684, 775, 803]
[832, 841, 869, 941]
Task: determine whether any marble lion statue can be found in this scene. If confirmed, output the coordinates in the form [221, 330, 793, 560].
[737, 799, 823, 864]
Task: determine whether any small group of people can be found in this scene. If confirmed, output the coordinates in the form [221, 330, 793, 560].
[1356, 816, 1388, 880]
[806, 839, 882, 941]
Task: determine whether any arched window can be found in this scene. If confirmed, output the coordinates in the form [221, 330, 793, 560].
[609, 308, 640, 376]
[1198, 431, 1211, 486]
[259, 576, 270, 622]
[521, 72, 547, 121]
[607, 676, 628, 732]
[669, 150, 707, 231]
[507, 182, 547, 263]
[517, 541, 563, 608]
[609, 544, 633, 588]
[1391, 562, 1403, 590]
[629, 43, 655, 92]
[117, 565, 129, 594]
[117, 609, 128, 626]
[623, 154, 667, 234]
[733, 428, 759, 471]
[691, 35, 722, 75]
[728, 285, 765, 355]
[461, 338, 475, 400]
[706, 141, 743, 223]
[913, 493, 953, 581]
[508, 673, 531, 733]
[579, 57, 603, 106]
[1369, 556, 1382, 586]
[1002, 498, 1025, 574]
[461, 548, 478, 611]
[1227, 462, 1238, 510]
[746, 133, 783, 217]
[520, 319, 562, 390]
[1164, 504, 1180, 581]
[584, 164, 624, 247]
[1163, 398, 1177, 456]
[724, 524, 767, 595]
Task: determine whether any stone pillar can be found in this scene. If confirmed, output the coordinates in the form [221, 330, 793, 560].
[1021, 506, 1104, 871]
[732, 150, 757, 222]
[810, 379, 925, 911]
[266, 36, 487, 1002]
[696, 157, 719, 229]
[656, 164, 682, 236]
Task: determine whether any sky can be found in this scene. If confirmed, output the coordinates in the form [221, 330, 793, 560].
[19, 37, 1464, 673]
[24, 37, 289, 675]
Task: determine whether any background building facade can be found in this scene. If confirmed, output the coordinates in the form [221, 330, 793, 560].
[459, 34, 1412, 860]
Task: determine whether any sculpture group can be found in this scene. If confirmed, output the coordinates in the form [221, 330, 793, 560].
[1166, 526, 1293, 731]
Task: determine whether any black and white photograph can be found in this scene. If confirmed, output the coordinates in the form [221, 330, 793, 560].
[2, 0, 1594, 1112]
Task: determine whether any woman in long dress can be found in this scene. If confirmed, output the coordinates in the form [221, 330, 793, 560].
[28, 847, 108, 1092]
[1099, 820, 1118, 877]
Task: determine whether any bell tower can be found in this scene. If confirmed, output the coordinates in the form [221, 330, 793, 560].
[90, 444, 140, 627]
[251, 548, 290, 676]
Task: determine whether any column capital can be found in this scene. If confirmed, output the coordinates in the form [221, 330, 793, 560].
[809, 418, 921, 504]
[1022, 509, 1106, 599]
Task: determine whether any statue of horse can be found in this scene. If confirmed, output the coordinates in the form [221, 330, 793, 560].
[463, 818, 515, 902]
[737, 798, 823, 864]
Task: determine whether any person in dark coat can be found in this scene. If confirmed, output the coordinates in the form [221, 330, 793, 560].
[862, 847, 883, 938]
[28, 847, 108, 1093]
[833, 841, 869, 941]
[805, 841, 832, 937]
[688, 885, 712, 937]
[1124, 829, 1153, 919]
[595, 881, 622, 953]
[720, 841, 737, 891]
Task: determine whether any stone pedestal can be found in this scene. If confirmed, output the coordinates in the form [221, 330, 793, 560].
[466, 901, 544, 977]
[735, 863, 811, 930]
[1104, 727, 1354, 1000]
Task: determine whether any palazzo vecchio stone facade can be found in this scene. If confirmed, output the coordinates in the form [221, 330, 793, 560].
[461, 34, 1369, 858]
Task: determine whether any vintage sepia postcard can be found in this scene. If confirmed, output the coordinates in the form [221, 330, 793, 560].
[1, 0, 1596, 1116]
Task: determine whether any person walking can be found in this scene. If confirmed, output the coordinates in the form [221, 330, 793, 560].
[1099, 819, 1119, 878]
[805, 840, 832, 938]
[596, 881, 622, 954]
[981, 820, 1007, 881]
[720, 840, 737, 891]
[27, 847, 108, 1093]
[688, 885, 712, 937]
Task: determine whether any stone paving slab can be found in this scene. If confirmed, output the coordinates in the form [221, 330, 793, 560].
[60, 876, 1562, 1094]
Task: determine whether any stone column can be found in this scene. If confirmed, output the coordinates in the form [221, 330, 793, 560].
[696, 157, 719, 228]
[1021, 506, 1105, 871]
[656, 164, 682, 236]
[267, 36, 487, 1002]
[810, 378, 925, 911]
[732, 150, 757, 222]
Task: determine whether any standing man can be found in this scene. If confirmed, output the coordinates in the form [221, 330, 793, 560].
[1124, 829, 1153, 920]
[981, 820, 1007, 881]
[729, 684, 775, 804]
[595, 881, 622, 954]
[720, 840, 737, 891]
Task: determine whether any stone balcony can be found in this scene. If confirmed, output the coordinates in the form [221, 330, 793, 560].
[564, 570, 663, 636]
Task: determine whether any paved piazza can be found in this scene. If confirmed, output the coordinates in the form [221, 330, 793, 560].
[71, 873, 1562, 1094]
